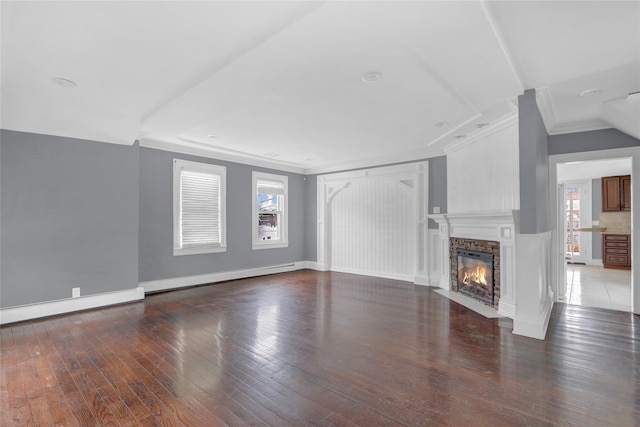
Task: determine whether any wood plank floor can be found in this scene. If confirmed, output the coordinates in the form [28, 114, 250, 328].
[1, 270, 639, 426]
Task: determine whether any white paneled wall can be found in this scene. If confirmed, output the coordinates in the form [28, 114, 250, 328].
[317, 162, 429, 283]
[330, 179, 415, 280]
[447, 119, 519, 213]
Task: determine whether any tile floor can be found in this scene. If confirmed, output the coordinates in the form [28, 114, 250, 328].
[565, 263, 632, 312]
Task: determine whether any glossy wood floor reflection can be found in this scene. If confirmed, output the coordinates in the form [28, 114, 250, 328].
[2, 271, 639, 426]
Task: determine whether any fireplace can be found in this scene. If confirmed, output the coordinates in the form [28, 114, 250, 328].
[449, 237, 501, 309]
[457, 249, 494, 304]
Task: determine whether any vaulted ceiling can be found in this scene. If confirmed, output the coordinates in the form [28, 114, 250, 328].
[1, 1, 638, 173]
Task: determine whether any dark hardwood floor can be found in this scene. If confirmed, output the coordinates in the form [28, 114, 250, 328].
[1, 270, 639, 426]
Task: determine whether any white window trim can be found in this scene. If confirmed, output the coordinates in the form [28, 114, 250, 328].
[173, 159, 227, 256]
[252, 171, 288, 250]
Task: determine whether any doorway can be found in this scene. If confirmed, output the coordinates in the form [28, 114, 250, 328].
[553, 154, 634, 313]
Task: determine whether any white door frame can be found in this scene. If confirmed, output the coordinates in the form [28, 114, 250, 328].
[549, 147, 639, 314]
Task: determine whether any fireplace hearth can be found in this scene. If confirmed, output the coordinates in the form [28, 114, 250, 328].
[457, 249, 494, 304]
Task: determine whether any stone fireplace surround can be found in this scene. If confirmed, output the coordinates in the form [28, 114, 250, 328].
[429, 211, 518, 319]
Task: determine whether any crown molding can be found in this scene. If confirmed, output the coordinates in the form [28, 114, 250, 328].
[443, 112, 518, 154]
[547, 119, 612, 135]
[139, 137, 307, 174]
[303, 146, 444, 175]
[535, 86, 557, 133]
[536, 87, 612, 136]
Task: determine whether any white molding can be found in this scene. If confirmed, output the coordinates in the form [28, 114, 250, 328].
[140, 262, 310, 293]
[536, 87, 613, 136]
[329, 267, 414, 283]
[140, 138, 306, 174]
[512, 295, 554, 340]
[535, 86, 557, 134]
[305, 147, 444, 175]
[479, 0, 524, 94]
[549, 119, 612, 136]
[0, 287, 145, 325]
[443, 113, 518, 154]
[513, 231, 554, 340]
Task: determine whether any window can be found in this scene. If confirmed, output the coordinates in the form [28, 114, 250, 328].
[253, 171, 288, 249]
[173, 159, 226, 255]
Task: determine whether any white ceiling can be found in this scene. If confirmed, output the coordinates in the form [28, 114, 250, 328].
[557, 158, 632, 182]
[1, 1, 639, 174]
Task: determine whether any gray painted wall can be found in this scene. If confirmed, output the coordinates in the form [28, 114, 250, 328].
[592, 178, 602, 260]
[519, 89, 550, 234]
[139, 147, 307, 282]
[304, 175, 317, 262]
[0, 130, 139, 308]
[548, 128, 639, 155]
[427, 155, 447, 229]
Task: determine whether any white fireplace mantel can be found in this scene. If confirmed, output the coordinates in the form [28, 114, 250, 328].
[429, 210, 519, 318]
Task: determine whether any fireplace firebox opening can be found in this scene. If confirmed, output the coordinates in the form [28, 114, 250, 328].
[456, 249, 495, 305]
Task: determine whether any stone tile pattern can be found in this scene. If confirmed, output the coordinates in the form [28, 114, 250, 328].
[450, 237, 500, 309]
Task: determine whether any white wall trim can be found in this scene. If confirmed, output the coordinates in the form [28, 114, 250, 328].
[535, 87, 612, 135]
[513, 231, 554, 340]
[329, 267, 414, 283]
[140, 262, 311, 293]
[0, 287, 145, 325]
[443, 113, 518, 155]
[512, 295, 554, 340]
[140, 138, 306, 174]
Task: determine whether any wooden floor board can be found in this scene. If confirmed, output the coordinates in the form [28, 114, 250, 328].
[1, 270, 639, 426]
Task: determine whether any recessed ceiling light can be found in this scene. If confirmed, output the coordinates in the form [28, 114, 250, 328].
[475, 123, 488, 128]
[51, 77, 77, 88]
[361, 71, 383, 83]
[207, 134, 217, 139]
[578, 88, 601, 97]
[454, 135, 466, 140]
[434, 121, 449, 127]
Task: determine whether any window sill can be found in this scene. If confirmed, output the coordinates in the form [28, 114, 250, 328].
[174, 245, 227, 256]
[252, 241, 289, 250]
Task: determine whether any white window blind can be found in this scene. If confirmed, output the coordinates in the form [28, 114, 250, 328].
[173, 159, 226, 255]
[180, 170, 221, 247]
[257, 179, 285, 195]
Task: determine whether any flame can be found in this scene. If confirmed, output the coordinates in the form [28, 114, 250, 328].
[462, 265, 487, 286]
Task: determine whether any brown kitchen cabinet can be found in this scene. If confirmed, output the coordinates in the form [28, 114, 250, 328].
[602, 234, 631, 269]
[602, 175, 631, 212]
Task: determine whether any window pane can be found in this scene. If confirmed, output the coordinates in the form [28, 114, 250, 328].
[258, 193, 279, 211]
[258, 213, 278, 240]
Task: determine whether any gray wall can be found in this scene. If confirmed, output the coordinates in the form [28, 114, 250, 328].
[304, 175, 317, 262]
[592, 178, 602, 260]
[139, 147, 307, 282]
[0, 130, 139, 308]
[548, 128, 640, 155]
[427, 155, 447, 228]
[519, 89, 550, 234]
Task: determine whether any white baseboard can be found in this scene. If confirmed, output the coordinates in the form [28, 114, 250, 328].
[0, 287, 144, 325]
[327, 266, 414, 283]
[140, 261, 312, 293]
[303, 261, 328, 271]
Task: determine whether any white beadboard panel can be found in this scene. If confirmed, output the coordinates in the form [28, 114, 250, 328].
[447, 122, 519, 213]
[329, 178, 416, 280]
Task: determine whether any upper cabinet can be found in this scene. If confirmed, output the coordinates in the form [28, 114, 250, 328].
[602, 175, 631, 212]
